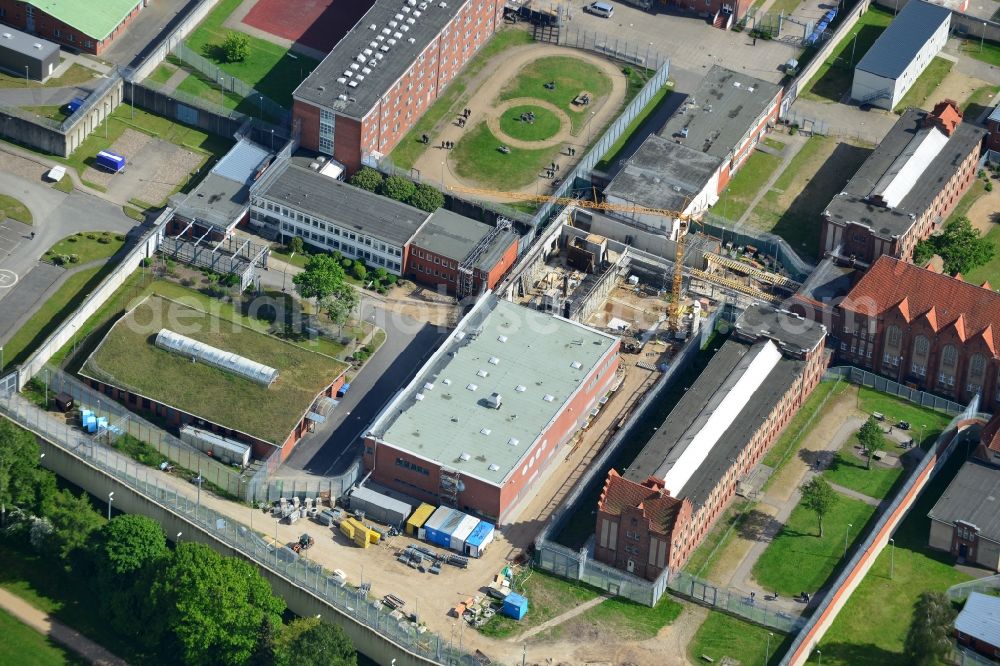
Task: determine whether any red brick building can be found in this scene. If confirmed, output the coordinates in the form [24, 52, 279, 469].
[364, 296, 620, 523]
[987, 105, 1000, 153]
[835, 256, 1000, 412]
[594, 305, 827, 580]
[821, 100, 985, 266]
[406, 209, 519, 297]
[0, 0, 148, 55]
[293, 0, 503, 174]
[955, 592, 1000, 659]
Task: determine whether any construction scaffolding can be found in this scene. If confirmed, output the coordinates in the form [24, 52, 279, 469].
[457, 217, 514, 299]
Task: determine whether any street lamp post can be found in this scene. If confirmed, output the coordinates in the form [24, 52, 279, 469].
[258, 94, 263, 120]
[850, 33, 859, 67]
[766, 631, 773, 663]
[982, 23, 987, 53]
[844, 523, 853, 556]
[889, 537, 895, 579]
[816, 649, 822, 665]
[176, 531, 182, 542]
[107, 491, 114, 520]
[24, 66, 28, 86]
[1, 345, 4, 372]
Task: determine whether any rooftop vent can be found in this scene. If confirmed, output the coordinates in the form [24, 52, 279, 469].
[337, 93, 348, 101]
[456, 331, 466, 340]
[348, 80, 359, 88]
[423, 382, 434, 391]
[337, 77, 347, 84]
[389, 20, 398, 28]
[414, 9, 422, 16]
[440, 1, 448, 7]
[402, 24, 410, 32]
[2, 32, 11, 39]
[362, 67, 372, 74]
[403, 5, 412, 12]
[370, 23, 377, 29]
[543, 394, 555, 402]
[388, 38, 397, 46]
[466, 383, 478, 391]
[570, 361, 582, 369]
[459, 452, 471, 462]
[497, 335, 508, 343]
[487, 392, 502, 409]
[489, 356, 499, 365]
[394, 13, 403, 19]
[443, 378, 452, 385]
[515, 385, 526, 392]
[480, 427, 491, 435]
[382, 27, 391, 34]
[415, 392, 425, 401]
[406, 17, 416, 24]
[350, 62, 359, 70]
[488, 464, 500, 472]
[477, 369, 489, 378]
[407, 37, 415, 43]
[508, 437, 519, 446]
[393, 32, 403, 39]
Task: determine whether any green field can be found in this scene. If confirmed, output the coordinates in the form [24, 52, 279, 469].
[0, 62, 97, 89]
[594, 81, 672, 172]
[478, 569, 599, 638]
[498, 105, 563, 141]
[964, 224, 1000, 288]
[0, 194, 33, 224]
[802, 6, 895, 102]
[688, 611, 788, 666]
[83, 294, 348, 443]
[819, 453, 973, 665]
[856, 387, 954, 444]
[499, 56, 612, 134]
[893, 57, 952, 113]
[762, 380, 849, 474]
[822, 434, 906, 500]
[23, 105, 70, 123]
[452, 121, 559, 188]
[716, 150, 784, 222]
[962, 85, 999, 119]
[390, 29, 534, 170]
[752, 491, 878, 597]
[44, 232, 125, 265]
[0, 608, 85, 666]
[962, 37, 1000, 70]
[182, 0, 319, 107]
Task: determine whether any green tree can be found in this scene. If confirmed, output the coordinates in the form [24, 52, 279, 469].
[352, 262, 367, 282]
[379, 175, 416, 202]
[349, 167, 383, 193]
[323, 288, 358, 335]
[858, 416, 887, 470]
[288, 236, 305, 256]
[0, 419, 50, 523]
[46, 488, 103, 563]
[916, 217, 995, 275]
[153, 542, 285, 666]
[249, 615, 280, 666]
[98, 514, 169, 575]
[222, 32, 251, 63]
[406, 183, 445, 212]
[275, 617, 356, 666]
[293, 254, 350, 305]
[903, 591, 956, 666]
[800, 476, 838, 537]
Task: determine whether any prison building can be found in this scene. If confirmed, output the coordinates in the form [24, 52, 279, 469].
[405, 209, 519, 297]
[250, 158, 431, 274]
[0, 24, 57, 80]
[821, 100, 985, 266]
[0, 0, 149, 55]
[364, 294, 620, 523]
[594, 305, 827, 580]
[605, 66, 781, 237]
[850, 0, 950, 110]
[292, 0, 504, 173]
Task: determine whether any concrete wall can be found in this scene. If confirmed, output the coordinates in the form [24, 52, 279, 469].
[875, 0, 1000, 44]
[28, 431, 437, 666]
[130, 0, 223, 81]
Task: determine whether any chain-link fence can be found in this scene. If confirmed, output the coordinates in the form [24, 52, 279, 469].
[548, 28, 669, 70]
[698, 213, 816, 282]
[947, 574, 1000, 603]
[824, 366, 969, 415]
[263, 461, 364, 505]
[0, 390, 478, 665]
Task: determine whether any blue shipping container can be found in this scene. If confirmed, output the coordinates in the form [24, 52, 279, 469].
[95, 150, 126, 173]
[501, 593, 528, 620]
[66, 97, 85, 114]
[464, 521, 496, 557]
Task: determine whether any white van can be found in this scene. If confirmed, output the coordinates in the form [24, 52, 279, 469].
[586, 2, 614, 17]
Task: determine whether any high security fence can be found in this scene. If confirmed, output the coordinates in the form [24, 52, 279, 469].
[263, 459, 364, 505]
[0, 390, 476, 665]
[946, 574, 1000, 603]
[549, 28, 669, 70]
[824, 366, 969, 415]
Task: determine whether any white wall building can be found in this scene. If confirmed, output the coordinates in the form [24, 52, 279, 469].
[851, 0, 951, 110]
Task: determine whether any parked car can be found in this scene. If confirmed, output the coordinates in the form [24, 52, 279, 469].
[585, 2, 614, 17]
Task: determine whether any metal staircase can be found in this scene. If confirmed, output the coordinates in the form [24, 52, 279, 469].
[457, 217, 513, 299]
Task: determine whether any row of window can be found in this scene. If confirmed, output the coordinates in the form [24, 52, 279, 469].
[413, 249, 456, 269]
[276, 221, 402, 272]
[256, 202, 402, 257]
[395, 457, 429, 476]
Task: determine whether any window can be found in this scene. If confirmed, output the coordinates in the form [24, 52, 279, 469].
[941, 345, 958, 368]
[886, 325, 902, 348]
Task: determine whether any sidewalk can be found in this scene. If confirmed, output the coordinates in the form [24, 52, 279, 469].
[0, 587, 129, 666]
[734, 133, 807, 227]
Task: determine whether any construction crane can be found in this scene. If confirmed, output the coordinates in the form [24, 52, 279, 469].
[448, 186, 698, 331]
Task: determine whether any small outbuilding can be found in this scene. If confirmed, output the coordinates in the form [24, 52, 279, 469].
[0, 27, 59, 82]
[406, 502, 436, 536]
[955, 592, 1000, 658]
[501, 592, 529, 620]
[464, 521, 495, 558]
[347, 486, 413, 527]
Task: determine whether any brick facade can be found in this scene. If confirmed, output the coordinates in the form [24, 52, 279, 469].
[988, 108, 1000, 152]
[406, 236, 518, 294]
[0, 0, 145, 55]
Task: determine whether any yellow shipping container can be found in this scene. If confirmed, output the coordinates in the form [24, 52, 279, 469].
[406, 503, 436, 536]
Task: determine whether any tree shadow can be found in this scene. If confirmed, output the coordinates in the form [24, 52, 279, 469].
[819, 641, 903, 666]
[736, 510, 783, 542]
[799, 448, 835, 471]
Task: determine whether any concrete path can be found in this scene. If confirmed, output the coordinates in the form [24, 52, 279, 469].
[827, 481, 880, 507]
[515, 594, 609, 641]
[945, 38, 1000, 82]
[734, 132, 808, 227]
[0, 587, 129, 666]
[159, 66, 190, 95]
[788, 96, 898, 144]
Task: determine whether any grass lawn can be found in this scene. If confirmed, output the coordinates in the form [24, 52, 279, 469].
[819, 452, 973, 665]
[762, 380, 850, 473]
[147, 62, 177, 85]
[535, 593, 684, 643]
[752, 491, 878, 597]
[856, 386, 954, 444]
[802, 6, 895, 102]
[763, 137, 786, 151]
[452, 121, 559, 188]
[0, 62, 97, 89]
[498, 105, 563, 141]
[746, 136, 872, 261]
[962, 85, 999, 119]
[82, 294, 348, 444]
[688, 611, 789, 666]
[0, 608, 86, 665]
[823, 434, 906, 500]
[23, 104, 70, 123]
[478, 569, 599, 638]
[44, 232, 125, 265]
[893, 57, 952, 113]
[716, 149, 784, 222]
[499, 56, 613, 134]
[961, 38, 1000, 70]
[685, 499, 753, 578]
[963, 224, 1000, 288]
[173, 66, 286, 124]
[0, 193, 33, 224]
[390, 29, 534, 170]
[183, 0, 319, 107]
[594, 80, 672, 172]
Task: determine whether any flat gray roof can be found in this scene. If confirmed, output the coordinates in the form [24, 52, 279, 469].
[256, 160, 429, 246]
[0, 25, 59, 60]
[294, 0, 467, 119]
[855, 1, 950, 81]
[605, 134, 722, 211]
[733, 304, 827, 356]
[372, 296, 618, 486]
[659, 65, 781, 161]
[412, 208, 518, 271]
[824, 108, 986, 238]
[929, 460, 1000, 543]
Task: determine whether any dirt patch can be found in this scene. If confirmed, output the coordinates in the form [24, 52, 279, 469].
[966, 183, 1000, 234]
[0, 151, 51, 183]
[138, 143, 204, 205]
[926, 68, 991, 113]
[83, 129, 152, 189]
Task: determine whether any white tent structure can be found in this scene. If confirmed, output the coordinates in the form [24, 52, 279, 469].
[154, 329, 279, 386]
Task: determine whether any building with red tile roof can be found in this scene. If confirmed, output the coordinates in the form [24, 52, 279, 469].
[836, 256, 1000, 411]
[594, 305, 827, 580]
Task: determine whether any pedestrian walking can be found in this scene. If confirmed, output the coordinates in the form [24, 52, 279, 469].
[441, 140, 446, 148]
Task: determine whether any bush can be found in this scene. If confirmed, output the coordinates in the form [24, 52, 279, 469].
[385, 274, 398, 285]
[621, 66, 633, 76]
[86, 233, 97, 239]
[379, 175, 417, 202]
[222, 32, 250, 63]
[141, 258, 151, 267]
[352, 262, 367, 281]
[116, 234, 125, 241]
[987, 181, 994, 193]
[341, 258, 353, 269]
[180, 278, 195, 287]
[407, 183, 445, 212]
[98, 237, 111, 244]
[69, 254, 79, 263]
[349, 167, 384, 193]
[67, 236, 78, 243]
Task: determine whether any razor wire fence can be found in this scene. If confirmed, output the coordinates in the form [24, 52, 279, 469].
[0, 390, 478, 665]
